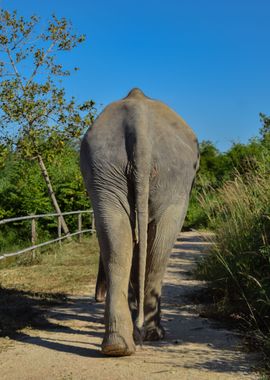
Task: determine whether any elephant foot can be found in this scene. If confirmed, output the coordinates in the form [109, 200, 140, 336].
[102, 332, 135, 357]
[95, 283, 106, 303]
[144, 325, 165, 341]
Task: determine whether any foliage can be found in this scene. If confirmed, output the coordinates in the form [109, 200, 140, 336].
[187, 116, 270, 367]
[196, 161, 270, 362]
[186, 113, 270, 366]
[0, 9, 95, 236]
[0, 144, 90, 253]
[185, 116, 270, 229]
[0, 9, 95, 159]
[0, 144, 89, 216]
[260, 113, 270, 148]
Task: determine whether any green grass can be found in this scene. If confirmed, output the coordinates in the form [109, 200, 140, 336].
[0, 236, 99, 293]
[0, 236, 99, 337]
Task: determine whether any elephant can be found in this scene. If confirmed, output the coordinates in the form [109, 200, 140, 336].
[80, 88, 199, 357]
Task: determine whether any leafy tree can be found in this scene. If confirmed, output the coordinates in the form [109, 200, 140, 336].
[0, 144, 90, 217]
[259, 113, 270, 149]
[198, 141, 221, 185]
[0, 144, 90, 250]
[0, 10, 95, 234]
[0, 142, 9, 169]
[224, 141, 258, 174]
[259, 113, 270, 138]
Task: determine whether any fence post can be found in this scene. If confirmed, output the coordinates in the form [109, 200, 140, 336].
[78, 212, 82, 243]
[31, 216, 37, 259]
[57, 215, 62, 246]
[91, 212, 95, 234]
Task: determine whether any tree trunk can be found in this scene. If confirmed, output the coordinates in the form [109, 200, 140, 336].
[37, 154, 70, 237]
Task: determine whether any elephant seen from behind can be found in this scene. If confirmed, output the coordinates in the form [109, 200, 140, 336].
[80, 88, 199, 356]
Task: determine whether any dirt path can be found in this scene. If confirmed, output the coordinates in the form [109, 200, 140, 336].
[0, 232, 259, 380]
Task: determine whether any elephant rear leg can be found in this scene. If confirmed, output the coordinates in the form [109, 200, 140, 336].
[144, 202, 188, 341]
[95, 207, 135, 356]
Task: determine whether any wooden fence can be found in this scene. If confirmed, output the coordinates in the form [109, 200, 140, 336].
[0, 210, 95, 261]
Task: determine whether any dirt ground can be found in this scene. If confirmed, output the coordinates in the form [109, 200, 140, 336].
[0, 232, 260, 380]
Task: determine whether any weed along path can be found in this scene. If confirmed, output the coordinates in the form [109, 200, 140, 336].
[0, 232, 259, 380]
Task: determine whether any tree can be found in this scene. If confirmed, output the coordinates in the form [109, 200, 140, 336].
[259, 113, 270, 149]
[198, 140, 227, 185]
[0, 10, 95, 234]
[0, 143, 89, 220]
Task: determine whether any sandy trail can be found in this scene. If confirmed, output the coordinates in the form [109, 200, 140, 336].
[0, 232, 259, 380]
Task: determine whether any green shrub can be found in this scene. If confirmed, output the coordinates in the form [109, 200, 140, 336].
[0, 144, 91, 254]
[196, 160, 270, 361]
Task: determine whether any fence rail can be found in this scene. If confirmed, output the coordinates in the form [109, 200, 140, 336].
[0, 210, 95, 261]
[0, 209, 93, 225]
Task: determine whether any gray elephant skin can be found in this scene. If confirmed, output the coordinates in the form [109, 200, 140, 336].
[80, 88, 199, 357]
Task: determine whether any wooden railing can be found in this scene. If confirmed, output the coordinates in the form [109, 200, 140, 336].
[0, 210, 95, 261]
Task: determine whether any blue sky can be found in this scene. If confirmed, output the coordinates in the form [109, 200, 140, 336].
[2, 0, 270, 151]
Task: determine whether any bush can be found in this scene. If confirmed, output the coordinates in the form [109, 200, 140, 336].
[196, 160, 270, 361]
[0, 144, 91, 254]
[185, 135, 269, 230]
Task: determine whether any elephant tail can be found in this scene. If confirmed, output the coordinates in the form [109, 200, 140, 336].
[132, 114, 151, 334]
[135, 179, 149, 333]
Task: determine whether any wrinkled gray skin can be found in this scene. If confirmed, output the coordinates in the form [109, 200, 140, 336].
[80, 88, 199, 357]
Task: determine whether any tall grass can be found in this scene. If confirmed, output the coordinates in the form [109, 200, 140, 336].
[196, 162, 270, 361]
